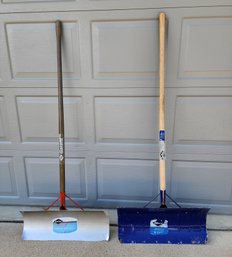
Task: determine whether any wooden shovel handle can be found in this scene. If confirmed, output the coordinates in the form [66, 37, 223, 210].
[159, 13, 165, 132]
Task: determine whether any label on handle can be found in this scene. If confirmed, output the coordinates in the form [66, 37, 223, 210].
[159, 130, 165, 141]
[159, 130, 166, 160]
[59, 134, 64, 161]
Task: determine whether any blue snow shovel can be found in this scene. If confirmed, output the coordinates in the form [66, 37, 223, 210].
[117, 12, 209, 244]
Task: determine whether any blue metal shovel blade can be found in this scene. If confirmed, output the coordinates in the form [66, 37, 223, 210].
[117, 208, 209, 244]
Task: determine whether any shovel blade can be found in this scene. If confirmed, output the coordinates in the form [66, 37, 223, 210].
[118, 208, 209, 244]
[22, 210, 109, 241]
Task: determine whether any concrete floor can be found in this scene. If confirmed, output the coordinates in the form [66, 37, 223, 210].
[0, 223, 231, 257]
[0, 206, 231, 257]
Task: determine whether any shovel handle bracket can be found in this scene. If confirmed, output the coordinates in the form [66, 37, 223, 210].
[143, 191, 182, 209]
[45, 193, 84, 211]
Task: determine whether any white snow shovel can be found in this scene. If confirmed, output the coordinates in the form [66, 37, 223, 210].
[22, 20, 109, 241]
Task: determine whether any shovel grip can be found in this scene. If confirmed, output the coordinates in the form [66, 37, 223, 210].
[159, 13, 166, 201]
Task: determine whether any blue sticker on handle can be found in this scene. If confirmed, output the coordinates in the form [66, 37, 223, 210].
[159, 130, 165, 141]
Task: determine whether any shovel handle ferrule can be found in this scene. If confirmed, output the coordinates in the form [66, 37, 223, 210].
[60, 192, 66, 210]
[160, 190, 167, 208]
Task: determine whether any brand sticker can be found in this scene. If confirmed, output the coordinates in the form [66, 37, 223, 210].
[59, 135, 64, 161]
[159, 141, 166, 160]
[150, 219, 168, 235]
[53, 217, 78, 234]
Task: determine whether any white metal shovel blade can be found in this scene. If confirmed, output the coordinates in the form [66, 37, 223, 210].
[21, 211, 109, 241]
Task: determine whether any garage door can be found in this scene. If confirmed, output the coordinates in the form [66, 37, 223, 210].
[0, 2, 232, 213]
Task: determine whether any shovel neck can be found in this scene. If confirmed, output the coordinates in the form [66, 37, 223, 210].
[59, 192, 66, 210]
[160, 190, 167, 207]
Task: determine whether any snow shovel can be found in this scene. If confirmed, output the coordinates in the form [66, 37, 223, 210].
[117, 13, 209, 244]
[22, 20, 109, 241]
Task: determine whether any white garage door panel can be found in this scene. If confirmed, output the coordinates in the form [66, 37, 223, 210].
[25, 157, 86, 198]
[0, 157, 17, 197]
[95, 97, 158, 144]
[174, 96, 232, 144]
[171, 161, 232, 202]
[0, 66, 2, 81]
[97, 159, 158, 201]
[0, 96, 10, 142]
[179, 17, 232, 79]
[92, 20, 158, 79]
[16, 96, 83, 143]
[6, 22, 80, 80]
